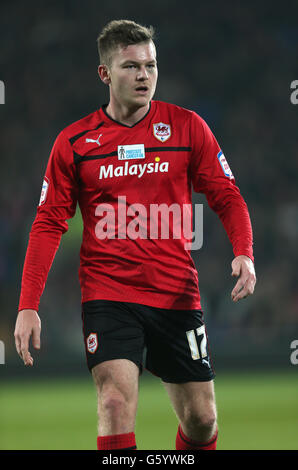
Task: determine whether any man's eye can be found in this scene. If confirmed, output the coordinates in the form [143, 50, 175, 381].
[125, 65, 136, 69]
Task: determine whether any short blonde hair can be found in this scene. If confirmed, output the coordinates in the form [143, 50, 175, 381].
[97, 19, 155, 66]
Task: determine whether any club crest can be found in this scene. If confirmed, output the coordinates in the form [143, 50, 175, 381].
[86, 333, 98, 354]
[153, 122, 171, 143]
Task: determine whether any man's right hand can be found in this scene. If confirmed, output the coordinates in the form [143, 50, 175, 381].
[14, 309, 41, 366]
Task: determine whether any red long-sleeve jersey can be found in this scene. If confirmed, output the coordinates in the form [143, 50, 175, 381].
[18, 100, 253, 312]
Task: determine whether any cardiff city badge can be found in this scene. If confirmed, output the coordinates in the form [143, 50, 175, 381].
[86, 333, 98, 354]
[153, 122, 171, 143]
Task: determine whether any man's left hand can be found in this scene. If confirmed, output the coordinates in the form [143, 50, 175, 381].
[231, 255, 256, 302]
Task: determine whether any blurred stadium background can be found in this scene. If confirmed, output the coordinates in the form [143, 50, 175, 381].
[1, 0, 298, 450]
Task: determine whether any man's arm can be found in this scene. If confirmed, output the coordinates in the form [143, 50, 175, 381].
[15, 131, 78, 366]
[190, 112, 256, 301]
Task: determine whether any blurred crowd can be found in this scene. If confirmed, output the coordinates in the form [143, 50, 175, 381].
[1, 0, 297, 373]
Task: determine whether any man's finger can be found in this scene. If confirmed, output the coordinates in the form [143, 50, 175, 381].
[231, 258, 243, 278]
[32, 326, 41, 350]
[231, 278, 245, 299]
[24, 354, 33, 366]
[21, 348, 33, 366]
[231, 265, 241, 277]
[232, 277, 255, 302]
[14, 333, 21, 356]
[20, 333, 31, 364]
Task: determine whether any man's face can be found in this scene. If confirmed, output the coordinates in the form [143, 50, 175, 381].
[107, 41, 158, 111]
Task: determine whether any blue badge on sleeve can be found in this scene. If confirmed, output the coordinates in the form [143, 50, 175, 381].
[217, 150, 234, 179]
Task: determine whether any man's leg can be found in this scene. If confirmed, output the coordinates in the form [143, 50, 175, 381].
[163, 380, 218, 450]
[92, 358, 139, 450]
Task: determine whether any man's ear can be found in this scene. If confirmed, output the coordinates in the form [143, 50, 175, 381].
[98, 64, 111, 85]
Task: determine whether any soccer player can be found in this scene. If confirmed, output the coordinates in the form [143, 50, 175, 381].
[14, 20, 256, 450]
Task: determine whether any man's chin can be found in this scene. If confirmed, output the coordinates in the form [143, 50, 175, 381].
[128, 96, 151, 111]
[134, 95, 151, 105]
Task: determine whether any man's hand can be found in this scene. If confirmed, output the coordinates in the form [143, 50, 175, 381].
[231, 255, 256, 302]
[14, 309, 41, 366]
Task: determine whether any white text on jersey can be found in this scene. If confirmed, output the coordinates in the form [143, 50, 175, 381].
[99, 160, 169, 179]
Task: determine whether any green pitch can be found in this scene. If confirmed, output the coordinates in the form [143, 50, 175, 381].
[0, 372, 297, 450]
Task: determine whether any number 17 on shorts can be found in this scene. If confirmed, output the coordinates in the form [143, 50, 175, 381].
[186, 325, 210, 366]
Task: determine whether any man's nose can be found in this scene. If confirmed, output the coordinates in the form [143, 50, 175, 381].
[136, 66, 149, 80]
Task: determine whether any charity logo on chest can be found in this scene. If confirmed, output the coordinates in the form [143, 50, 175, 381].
[117, 144, 145, 160]
[153, 122, 171, 142]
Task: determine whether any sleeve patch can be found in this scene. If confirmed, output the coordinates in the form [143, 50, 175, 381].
[217, 150, 234, 179]
[39, 177, 50, 206]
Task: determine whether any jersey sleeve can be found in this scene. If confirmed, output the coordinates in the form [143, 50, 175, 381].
[189, 111, 254, 262]
[18, 131, 79, 312]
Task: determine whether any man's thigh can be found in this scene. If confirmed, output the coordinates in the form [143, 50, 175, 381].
[92, 358, 140, 402]
[92, 359, 140, 434]
[162, 380, 217, 422]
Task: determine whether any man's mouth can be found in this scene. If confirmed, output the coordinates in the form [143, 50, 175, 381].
[135, 86, 149, 93]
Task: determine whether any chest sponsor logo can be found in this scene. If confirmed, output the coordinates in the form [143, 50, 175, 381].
[217, 150, 234, 179]
[153, 122, 171, 142]
[118, 144, 145, 160]
[99, 157, 169, 179]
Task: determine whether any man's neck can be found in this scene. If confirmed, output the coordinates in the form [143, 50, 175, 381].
[105, 101, 150, 127]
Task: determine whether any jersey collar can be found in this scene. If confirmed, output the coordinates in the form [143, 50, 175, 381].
[101, 102, 153, 128]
